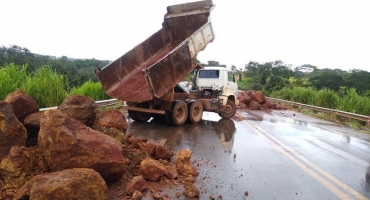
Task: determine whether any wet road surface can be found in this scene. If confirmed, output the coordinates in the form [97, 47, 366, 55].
[127, 109, 370, 199]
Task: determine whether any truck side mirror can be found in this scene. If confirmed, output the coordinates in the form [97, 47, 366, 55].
[232, 74, 236, 83]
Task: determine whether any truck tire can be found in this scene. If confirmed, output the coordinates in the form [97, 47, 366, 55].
[218, 99, 236, 118]
[128, 110, 138, 121]
[187, 100, 203, 124]
[135, 111, 152, 122]
[164, 111, 174, 126]
[171, 100, 188, 126]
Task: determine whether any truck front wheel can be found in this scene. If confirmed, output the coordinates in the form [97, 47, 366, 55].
[171, 101, 188, 126]
[218, 100, 236, 118]
[187, 100, 203, 124]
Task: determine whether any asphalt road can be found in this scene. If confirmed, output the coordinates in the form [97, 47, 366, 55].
[127, 108, 370, 200]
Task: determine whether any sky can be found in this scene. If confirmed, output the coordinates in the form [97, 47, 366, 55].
[1, 0, 370, 72]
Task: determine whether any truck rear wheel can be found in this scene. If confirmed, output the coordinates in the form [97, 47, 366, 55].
[187, 100, 203, 124]
[218, 99, 236, 118]
[128, 110, 138, 121]
[135, 111, 151, 122]
[171, 100, 188, 126]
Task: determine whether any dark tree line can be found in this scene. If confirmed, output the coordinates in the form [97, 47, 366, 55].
[243, 60, 370, 95]
[0, 45, 110, 88]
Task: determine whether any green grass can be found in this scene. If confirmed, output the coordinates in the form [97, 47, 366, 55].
[21, 66, 68, 108]
[0, 63, 28, 100]
[69, 80, 109, 101]
[270, 86, 370, 115]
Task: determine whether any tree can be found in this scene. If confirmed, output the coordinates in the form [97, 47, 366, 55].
[309, 71, 346, 91]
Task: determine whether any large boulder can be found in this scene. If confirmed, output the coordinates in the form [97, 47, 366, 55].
[0, 146, 49, 199]
[24, 112, 43, 146]
[252, 90, 266, 104]
[0, 101, 27, 159]
[38, 109, 125, 181]
[14, 168, 108, 200]
[138, 157, 165, 181]
[249, 100, 261, 110]
[92, 109, 128, 141]
[5, 89, 39, 123]
[58, 94, 98, 126]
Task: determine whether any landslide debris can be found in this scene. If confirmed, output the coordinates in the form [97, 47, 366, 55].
[237, 90, 285, 110]
[0, 90, 203, 199]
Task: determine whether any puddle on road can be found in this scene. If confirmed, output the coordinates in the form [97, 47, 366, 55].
[127, 115, 237, 153]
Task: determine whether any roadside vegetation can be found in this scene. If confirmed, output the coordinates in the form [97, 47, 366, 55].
[1, 45, 370, 127]
[0, 63, 107, 108]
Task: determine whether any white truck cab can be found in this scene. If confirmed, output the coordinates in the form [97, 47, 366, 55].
[195, 66, 239, 106]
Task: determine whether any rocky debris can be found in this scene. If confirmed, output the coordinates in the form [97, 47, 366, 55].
[132, 190, 143, 200]
[183, 182, 200, 198]
[125, 175, 148, 195]
[145, 142, 158, 156]
[23, 112, 43, 146]
[58, 94, 98, 126]
[0, 91, 206, 199]
[92, 109, 128, 142]
[155, 145, 173, 160]
[175, 149, 198, 176]
[14, 168, 108, 200]
[238, 90, 278, 110]
[0, 146, 49, 199]
[0, 101, 27, 159]
[253, 90, 266, 104]
[5, 89, 39, 123]
[38, 109, 125, 181]
[138, 157, 165, 181]
[165, 165, 179, 180]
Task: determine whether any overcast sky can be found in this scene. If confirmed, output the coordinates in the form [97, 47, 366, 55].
[1, 0, 369, 71]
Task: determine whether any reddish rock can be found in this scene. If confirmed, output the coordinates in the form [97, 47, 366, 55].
[144, 142, 157, 157]
[177, 165, 199, 177]
[92, 109, 128, 141]
[125, 175, 148, 195]
[128, 134, 139, 147]
[14, 168, 108, 200]
[165, 165, 179, 180]
[155, 145, 173, 160]
[132, 190, 143, 200]
[184, 176, 195, 183]
[38, 109, 125, 181]
[252, 90, 266, 104]
[24, 112, 43, 146]
[241, 95, 252, 105]
[183, 182, 200, 198]
[175, 150, 198, 176]
[249, 100, 261, 110]
[5, 89, 39, 122]
[0, 101, 27, 159]
[175, 149, 192, 166]
[58, 94, 98, 126]
[0, 146, 49, 200]
[138, 158, 165, 181]
[261, 99, 272, 110]
[23, 112, 42, 128]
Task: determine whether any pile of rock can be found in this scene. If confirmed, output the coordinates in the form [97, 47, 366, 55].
[237, 90, 277, 110]
[0, 89, 200, 200]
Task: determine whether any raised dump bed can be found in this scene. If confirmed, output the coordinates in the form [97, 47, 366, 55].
[95, 0, 215, 103]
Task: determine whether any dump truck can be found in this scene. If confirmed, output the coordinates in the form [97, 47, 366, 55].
[95, 0, 239, 126]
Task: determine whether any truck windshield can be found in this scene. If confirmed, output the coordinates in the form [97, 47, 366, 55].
[198, 70, 219, 78]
